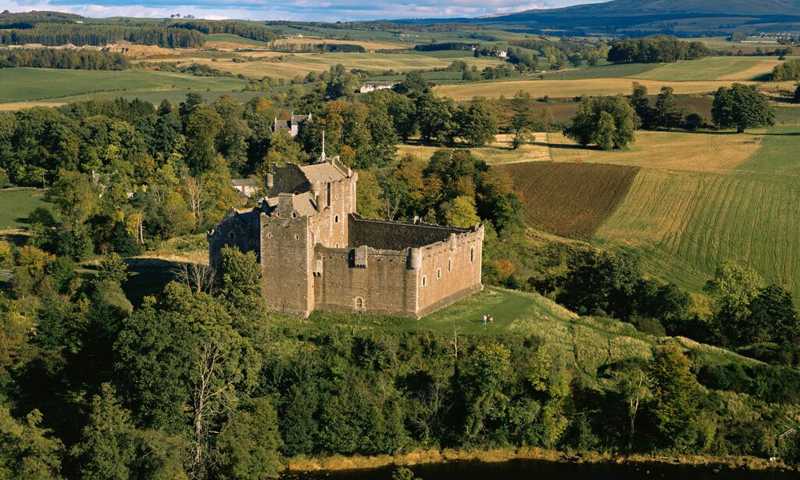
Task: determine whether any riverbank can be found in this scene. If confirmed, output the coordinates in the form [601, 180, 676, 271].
[286, 447, 797, 475]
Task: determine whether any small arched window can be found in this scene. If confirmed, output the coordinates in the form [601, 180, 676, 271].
[448, 258, 452, 272]
[334, 215, 340, 223]
[421, 276, 427, 287]
[470, 247, 475, 263]
[437, 268, 442, 280]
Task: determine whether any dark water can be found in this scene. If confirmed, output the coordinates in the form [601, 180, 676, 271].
[284, 459, 797, 480]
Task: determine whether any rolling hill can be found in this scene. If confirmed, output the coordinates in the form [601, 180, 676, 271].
[470, 0, 800, 35]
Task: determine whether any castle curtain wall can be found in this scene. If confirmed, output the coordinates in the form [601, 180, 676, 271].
[349, 217, 461, 250]
[313, 246, 418, 317]
[415, 229, 484, 317]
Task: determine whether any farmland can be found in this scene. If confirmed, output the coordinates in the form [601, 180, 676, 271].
[397, 134, 551, 165]
[544, 130, 764, 174]
[494, 162, 639, 239]
[500, 124, 800, 299]
[143, 51, 504, 80]
[596, 165, 800, 297]
[435, 78, 791, 101]
[630, 56, 785, 81]
[0, 67, 246, 104]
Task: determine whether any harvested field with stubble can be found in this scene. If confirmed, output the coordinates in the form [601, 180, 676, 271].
[494, 162, 639, 239]
[544, 130, 764, 173]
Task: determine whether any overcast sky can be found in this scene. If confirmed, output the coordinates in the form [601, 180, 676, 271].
[1, 0, 607, 21]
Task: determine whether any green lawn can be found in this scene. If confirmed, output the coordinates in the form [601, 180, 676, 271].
[0, 68, 247, 103]
[0, 188, 47, 230]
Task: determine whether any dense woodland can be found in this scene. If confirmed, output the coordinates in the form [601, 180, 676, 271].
[0, 12, 281, 48]
[0, 48, 128, 69]
[607, 37, 711, 64]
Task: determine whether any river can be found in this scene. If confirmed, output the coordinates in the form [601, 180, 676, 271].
[284, 459, 796, 480]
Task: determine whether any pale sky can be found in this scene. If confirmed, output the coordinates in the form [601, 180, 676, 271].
[1, 0, 607, 21]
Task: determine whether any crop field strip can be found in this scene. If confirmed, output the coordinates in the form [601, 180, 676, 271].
[435, 78, 795, 101]
[597, 167, 800, 298]
[494, 162, 640, 239]
[629, 56, 788, 81]
[497, 124, 800, 298]
[152, 51, 504, 80]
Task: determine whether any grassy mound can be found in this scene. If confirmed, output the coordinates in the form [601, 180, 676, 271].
[302, 287, 760, 376]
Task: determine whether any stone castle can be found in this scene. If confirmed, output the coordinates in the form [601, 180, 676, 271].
[208, 156, 484, 318]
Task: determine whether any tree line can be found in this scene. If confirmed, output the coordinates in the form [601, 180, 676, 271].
[168, 20, 278, 43]
[608, 36, 710, 64]
[0, 47, 128, 70]
[563, 81, 774, 150]
[0, 23, 205, 48]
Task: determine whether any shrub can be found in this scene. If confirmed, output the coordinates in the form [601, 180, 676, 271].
[683, 113, 704, 131]
[632, 316, 667, 337]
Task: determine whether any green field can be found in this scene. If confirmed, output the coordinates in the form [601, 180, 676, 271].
[630, 56, 785, 81]
[541, 63, 657, 80]
[0, 188, 47, 230]
[592, 127, 800, 298]
[0, 68, 247, 104]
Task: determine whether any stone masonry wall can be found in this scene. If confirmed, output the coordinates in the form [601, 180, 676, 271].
[309, 176, 356, 249]
[208, 210, 261, 267]
[261, 214, 314, 317]
[313, 246, 418, 317]
[415, 228, 484, 317]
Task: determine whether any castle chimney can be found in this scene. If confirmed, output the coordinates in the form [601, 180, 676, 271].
[277, 193, 294, 217]
[408, 248, 422, 270]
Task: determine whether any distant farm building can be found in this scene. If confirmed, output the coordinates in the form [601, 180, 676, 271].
[359, 82, 397, 94]
[273, 113, 312, 138]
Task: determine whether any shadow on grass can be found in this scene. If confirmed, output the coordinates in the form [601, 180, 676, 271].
[531, 141, 589, 151]
[122, 258, 188, 306]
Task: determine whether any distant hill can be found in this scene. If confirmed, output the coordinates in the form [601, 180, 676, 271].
[459, 0, 800, 36]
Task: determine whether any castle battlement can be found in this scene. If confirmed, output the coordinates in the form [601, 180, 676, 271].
[209, 159, 483, 318]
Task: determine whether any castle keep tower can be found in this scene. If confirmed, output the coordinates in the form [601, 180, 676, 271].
[209, 158, 484, 318]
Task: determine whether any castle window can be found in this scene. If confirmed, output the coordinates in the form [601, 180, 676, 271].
[334, 215, 339, 223]
[448, 258, 452, 272]
[326, 183, 331, 207]
[437, 268, 442, 280]
[294, 234, 300, 240]
[470, 247, 475, 263]
[422, 275, 427, 287]
[354, 296, 365, 311]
